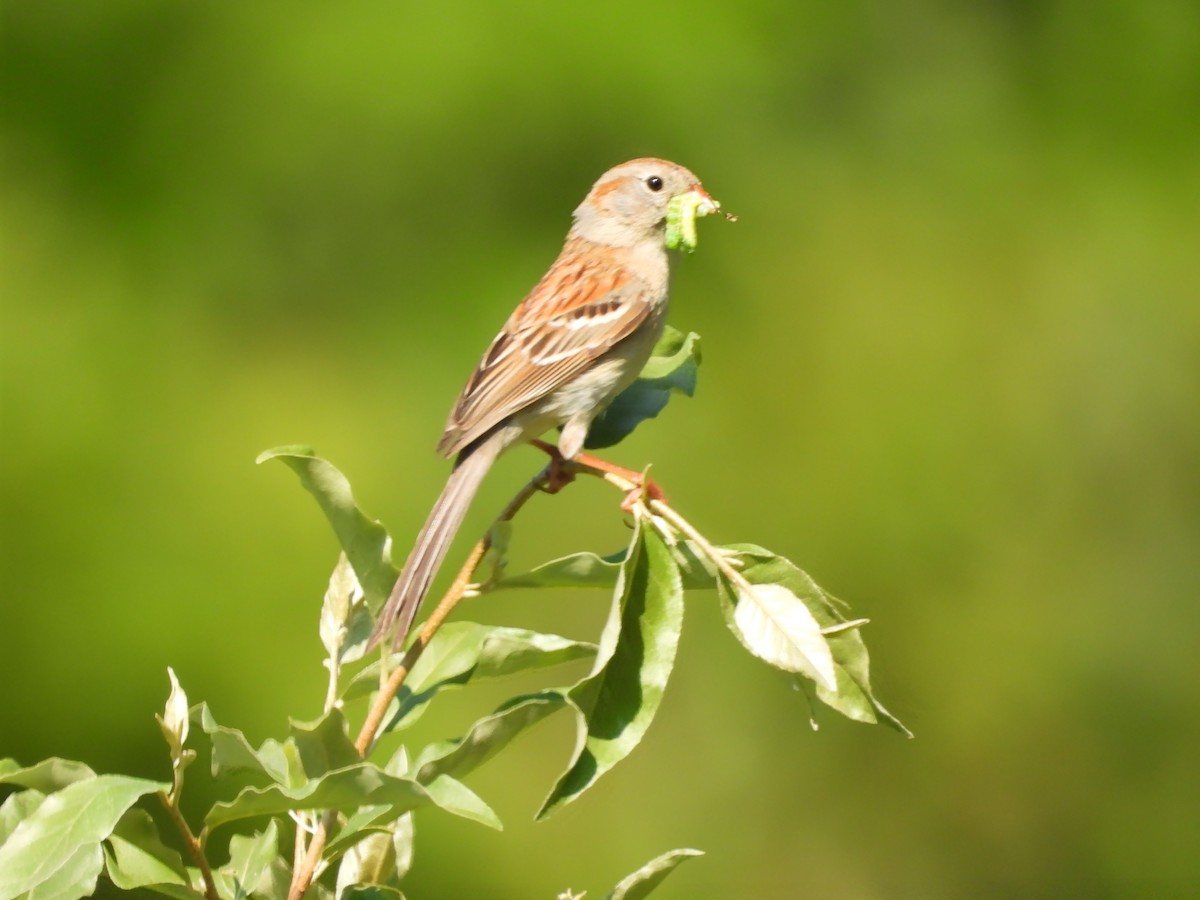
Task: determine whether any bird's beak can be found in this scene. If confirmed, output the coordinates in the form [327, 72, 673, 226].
[687, 186, 720, 218]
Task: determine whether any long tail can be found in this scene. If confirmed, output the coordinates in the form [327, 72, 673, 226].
[368, 433, 503, 651]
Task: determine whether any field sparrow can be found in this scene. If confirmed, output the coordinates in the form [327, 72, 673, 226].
[369, 158, 720, 650]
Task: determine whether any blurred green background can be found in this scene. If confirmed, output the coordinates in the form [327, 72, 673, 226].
[3, 1, 1199, 897]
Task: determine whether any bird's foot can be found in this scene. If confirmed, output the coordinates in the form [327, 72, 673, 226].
[531, 439, 576, 493]
[530, 440, 666, 510]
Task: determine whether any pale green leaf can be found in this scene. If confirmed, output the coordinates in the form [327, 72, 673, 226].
[205, 764, 425, 832]
[336, 833, 395, 897]
[721, 579, 837, 691]
[102, 808, 190, 892]
[414, 692, 567, 784]
[195, 706, 361, 789]
[195, 704, 297, 786]
[289, 710, 363, 779]
[0, 758, 96, 794]
[320, 748, 413, 863]
[224, 820, 279, 899]
[508, 538, 908, 734]
[495, 549, 626, 591]
[0, 790, 45, 846]
[345, 623, 593, 735]
[254, 857, 295, 900]
[205, 764, 494, 833]
[498, 540, 715, 592]
[256, 448, 398, 636]
[0, 774, 166, 900]
[390, 809, 414, 883]
[605, 848, 704, 900]
[726, 546, 911, 736]
[20, 843, 102, 900]
[419, 775, 500, 831]
[322, 552, 366, 662]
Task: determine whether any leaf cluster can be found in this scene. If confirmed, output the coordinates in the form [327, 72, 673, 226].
[0, 328, 906, 899]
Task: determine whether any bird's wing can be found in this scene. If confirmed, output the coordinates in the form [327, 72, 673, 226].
[437, 247, 655, 457]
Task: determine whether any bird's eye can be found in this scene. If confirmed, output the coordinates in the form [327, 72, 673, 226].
[646, 175, 664, 192]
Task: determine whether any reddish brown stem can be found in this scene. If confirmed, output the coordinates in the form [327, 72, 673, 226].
[530, 439, 667, 506]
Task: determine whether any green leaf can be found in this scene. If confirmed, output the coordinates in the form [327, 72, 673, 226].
[223, 820, 279, 899]
[390, 805, 415, 882]
[195, 704, 297, 786]
[341, 886, 405, 900]
[204, 763, 491, 833]
[102, 808, 193, 894]
[495, 549, 627, 591]
[414, 692, 567, 784]
[289, 710, 363, 779]
[0, 790, 46, 846]
[195, 706, 362, 791]
[474, 519, 512, 589]
[17, 844, 102, 900]
[469, 627, 596, 679]
[498, 540, 715, 592]
[503, 538, 909, 735]
[256, 857, 297, 900]
[538, 521, 685, 818]
[205, 764, 415, 831]
[0, 774, 166, 900]
[604, 848, 704, 900]
[584, 327, 701, 450]
[728, 546, 911, 736]
[256, 448, 398, 642]
[0, 758, 96, 793]
[140, 879, 209, 900]
[320, 745, 416, 862]
[321, 817, 395, 863]
[321, 552, 369, 663]
[420, 775, 500, 830]
[345, 623, 594, 734]
[718, 577, 837, 691]
[336, 832, 396, 897]
[323, 756, 416, 879]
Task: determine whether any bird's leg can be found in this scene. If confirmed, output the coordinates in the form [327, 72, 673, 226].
[530, 439, 667, 510]
[530, 439, 576, 493]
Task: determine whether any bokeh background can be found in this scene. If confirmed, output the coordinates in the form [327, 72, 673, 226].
[3, 2, 1199, 897]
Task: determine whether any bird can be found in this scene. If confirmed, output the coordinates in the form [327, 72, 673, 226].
[368, 158, 720, 651]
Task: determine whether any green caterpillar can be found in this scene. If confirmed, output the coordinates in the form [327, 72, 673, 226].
[665, 192, 719, 254]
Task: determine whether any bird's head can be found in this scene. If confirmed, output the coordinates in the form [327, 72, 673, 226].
[571, 158, 721, 250]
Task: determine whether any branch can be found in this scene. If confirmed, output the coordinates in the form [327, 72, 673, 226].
[287, 463, 552, 900]
[355, 464, 550, 756]
[158, 792, 219, 900]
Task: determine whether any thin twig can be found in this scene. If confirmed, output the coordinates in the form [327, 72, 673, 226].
[355, 466, 549, 756]
[158, 792, 219, 900]
[292, 819, 305, 887]
[559, 450, 742, 585]
[644, 498, 743, 582]
[286, 465, 552, 900]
